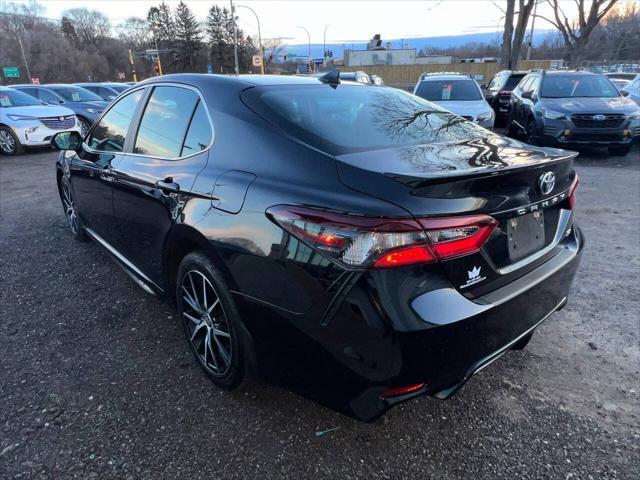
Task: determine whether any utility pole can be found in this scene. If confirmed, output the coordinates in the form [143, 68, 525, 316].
[297, 25, 311, 69]
[230, 0, 239, 75]
[526, 0, 538, 61]
[128, 49, 138, 82]
[154, 36, 163, 75]
[238, 5, 263, 74]
[16, 31, 32, 83]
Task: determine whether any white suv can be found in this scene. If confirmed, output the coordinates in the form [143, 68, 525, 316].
[413, 73, 495, 129]
[0, 87, 81, 155]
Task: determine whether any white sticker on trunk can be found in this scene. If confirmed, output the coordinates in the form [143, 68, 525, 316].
[461, 265, 486, 289]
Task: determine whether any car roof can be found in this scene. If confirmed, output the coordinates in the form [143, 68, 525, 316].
[420, 74, 474, 81]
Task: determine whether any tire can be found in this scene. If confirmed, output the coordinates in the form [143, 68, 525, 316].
[608, 145, 632, 156]
[176, 252, 248, 390]
[77, 117, 91, 138]
[59, 175, 88, 241]
[0, 126, 25, 155]
[511, 331, 533, 351]
[526, 117, 539, 145]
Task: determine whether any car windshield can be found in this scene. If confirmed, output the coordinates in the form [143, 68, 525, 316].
[242, 84, 486, 154]
[540, 74, 619, 98]
[49, 86, 103, 102]
[0, 89, 42, 107]
[415, 80, 482, 101]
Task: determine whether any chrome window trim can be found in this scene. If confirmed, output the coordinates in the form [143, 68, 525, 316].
[83, 82, 215, 162]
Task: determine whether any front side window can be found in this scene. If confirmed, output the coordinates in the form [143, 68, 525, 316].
[133, 86, 199, 158]
[88, 89, 143, 151]
[415, 80, 482, 102]
[50, 86, 103, 102]
[243, 84, 486, 154]
[541, 74, 619, 98]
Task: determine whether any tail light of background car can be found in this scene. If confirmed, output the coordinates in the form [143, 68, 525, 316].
[267, 205, 497, 269]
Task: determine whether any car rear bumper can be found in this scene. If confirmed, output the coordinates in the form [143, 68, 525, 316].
[238, 225, 584, 422]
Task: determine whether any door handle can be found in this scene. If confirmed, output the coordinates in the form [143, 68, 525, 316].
[99, 167, 113, 182]
[155, 177, 180, 193]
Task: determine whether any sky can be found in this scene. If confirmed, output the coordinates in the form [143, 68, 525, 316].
[24, 0, 625, 46]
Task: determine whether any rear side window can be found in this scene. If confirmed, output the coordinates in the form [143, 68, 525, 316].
[180, 101, 212, 157]
[88, 89, 143, 151]
[415, 80, 482, 101]
[36, 89, 61, 104]
[133, 86, 199, 158]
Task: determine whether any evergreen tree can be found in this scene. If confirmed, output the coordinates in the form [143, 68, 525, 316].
[174, 1, 202, 71]
[205, 5, 233, 73]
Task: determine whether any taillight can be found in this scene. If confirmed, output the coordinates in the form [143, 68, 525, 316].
[381, 383, 426, 399]
[266, 205, 496, 269]
[568, 174, 579, 209]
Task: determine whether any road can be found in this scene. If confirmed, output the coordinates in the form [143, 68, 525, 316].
[1, 145, 638, 479]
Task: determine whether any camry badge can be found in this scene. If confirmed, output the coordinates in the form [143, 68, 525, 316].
[592, 114, 606, 121]
[538, 171, 556, 195]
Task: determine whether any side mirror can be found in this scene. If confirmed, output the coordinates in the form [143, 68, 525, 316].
[480, 83, 487, 89]
[51, 131, 83, 151]
[522, 90, 533, 100]
[620, 90, 629, 97]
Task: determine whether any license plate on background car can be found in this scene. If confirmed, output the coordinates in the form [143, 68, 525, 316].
[507, 211, 545, 262]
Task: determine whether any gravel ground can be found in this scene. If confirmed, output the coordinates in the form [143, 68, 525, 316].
[1, 144, 639, 479]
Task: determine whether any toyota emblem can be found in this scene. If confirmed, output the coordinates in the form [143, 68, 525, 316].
[538, 171, 556, 195]
[592, 114, 606, 121]
[59, 116, 65, 121]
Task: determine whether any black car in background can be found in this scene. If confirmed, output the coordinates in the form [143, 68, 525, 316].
[51, 73, 583, 421]
[508, 70, 640, 156]
[75, 82, 130, 101]
[10, 84, 108, 137]
[483, 70, 528, 124]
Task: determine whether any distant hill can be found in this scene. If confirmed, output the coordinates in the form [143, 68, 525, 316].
[277, 29, 553, 60]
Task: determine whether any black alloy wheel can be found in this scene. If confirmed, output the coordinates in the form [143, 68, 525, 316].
[177, 252, 246, 389]
[60, 176, 88, 241]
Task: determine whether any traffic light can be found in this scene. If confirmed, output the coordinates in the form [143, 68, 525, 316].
[154, 63, 160, 76]
[283, 53, 288, 61]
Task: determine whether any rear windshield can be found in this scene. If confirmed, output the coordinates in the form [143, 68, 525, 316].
[540, 74, 619, 98]
[49, 86, 103, 102]
[415, 79, 482, 101]
[0, 89, 42, 107]
[504, 74, 526, 90]
[242, 84, 486, 154]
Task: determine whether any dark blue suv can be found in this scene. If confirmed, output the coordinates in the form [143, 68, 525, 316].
[508, 70, 640, 156]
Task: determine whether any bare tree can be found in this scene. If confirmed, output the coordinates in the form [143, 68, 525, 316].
[62, 8, 111, 45]
[263, 38, 286, 73]
[498, 0, 536, 68]
[538, 0, 619, 65]
[117, 17, 151, 50]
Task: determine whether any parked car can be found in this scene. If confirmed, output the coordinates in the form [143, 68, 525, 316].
[508, 70, 640, 156]
[606, 73, 640, 106]
[10, 84, 108, 137]
[413, 72, 494, 128]
[483, 70, 528, 125]
[75, 82, 130, 101]
[0, 86, 80, 155]
[339, 71, 373, 84]
[51, 73, 583, 421]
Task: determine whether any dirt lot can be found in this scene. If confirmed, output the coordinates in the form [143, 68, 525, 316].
[1, 144, 639, 479]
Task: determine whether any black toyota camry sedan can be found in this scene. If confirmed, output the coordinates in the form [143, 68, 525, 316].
[51, 73, 583, 421]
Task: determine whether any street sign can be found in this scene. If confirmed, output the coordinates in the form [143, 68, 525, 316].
[31, 77, 40, 85]
[313, 59, 323, 66]
[252, 55, 263, 67]
[118, 72, 125, 80]
[2, 66, 20, 78]
[207, 64, 213, 74]
[287, 53, 297, 58]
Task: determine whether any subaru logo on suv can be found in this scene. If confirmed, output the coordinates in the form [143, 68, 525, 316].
[592, 114, 606, 121]
[538, 171, 556, 195]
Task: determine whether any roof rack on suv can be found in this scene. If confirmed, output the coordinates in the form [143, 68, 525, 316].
[419, 72, 472, 80]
